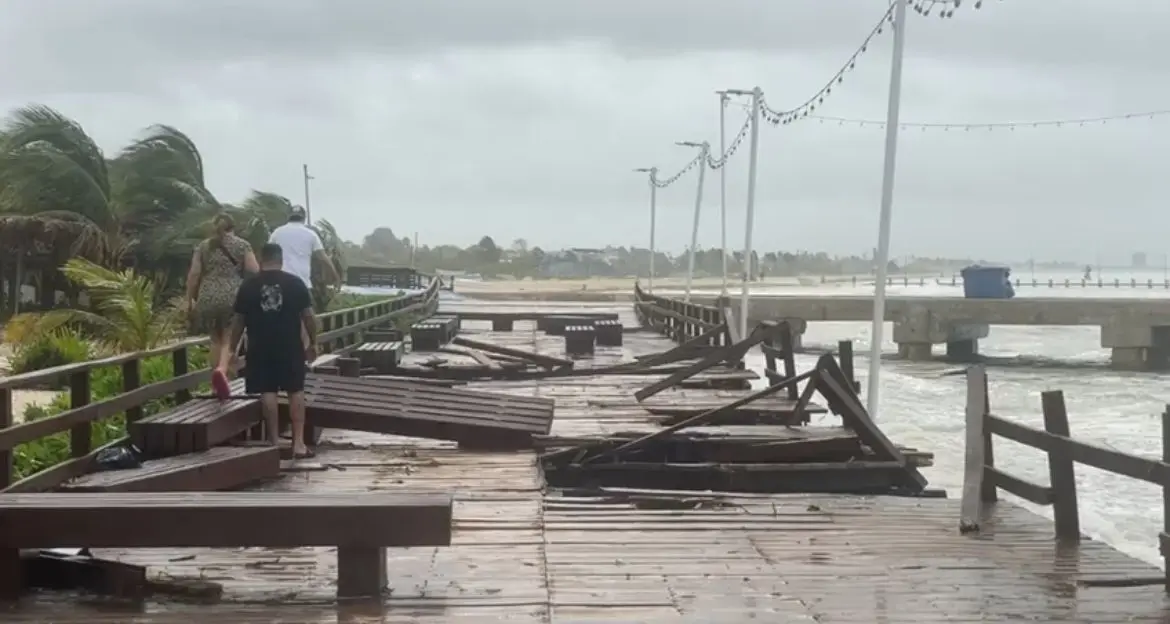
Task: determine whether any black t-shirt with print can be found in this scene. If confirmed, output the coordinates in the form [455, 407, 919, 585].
[234, 269, 311, 362]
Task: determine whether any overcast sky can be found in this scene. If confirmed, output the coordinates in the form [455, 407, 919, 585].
[2, 0, 1167, 263]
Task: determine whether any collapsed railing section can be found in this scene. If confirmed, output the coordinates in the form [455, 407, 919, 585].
[959, 364, 1170, 590]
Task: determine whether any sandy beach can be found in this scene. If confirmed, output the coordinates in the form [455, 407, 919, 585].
[0, 344, 62, 424]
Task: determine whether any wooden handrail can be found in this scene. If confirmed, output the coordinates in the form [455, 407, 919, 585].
[633, 285, 731, 347]
[0, 274, 442, 491]
[959, 364, 1170, 591]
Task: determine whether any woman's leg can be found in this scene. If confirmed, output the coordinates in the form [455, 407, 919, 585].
[209, 328, 225, 373]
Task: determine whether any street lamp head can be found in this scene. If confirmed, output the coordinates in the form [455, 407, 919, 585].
[633, 167, 654, 173]
[675, 141, 702, 147]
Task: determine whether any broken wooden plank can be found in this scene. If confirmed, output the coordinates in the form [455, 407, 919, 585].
[587, 368, 816, 464]
[451, 336, 572, 370]
[634, 322, 775, 402]
[814, 356, 928, 490]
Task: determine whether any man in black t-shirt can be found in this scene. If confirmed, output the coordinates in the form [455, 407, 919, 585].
[218, 243, 318, 458]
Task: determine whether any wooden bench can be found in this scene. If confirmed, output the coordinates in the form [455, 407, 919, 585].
[564, 325, 596, 356]
[354, 341, 405, 373]
[128, 380, 260, 458]
[57, 447, 280, 493]
[594, 319, 624, 346]
[0, 492, 454, 599]
[410, 317, 460, 351]
[540, 316, 596, 336]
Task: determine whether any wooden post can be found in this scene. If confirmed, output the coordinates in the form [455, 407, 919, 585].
[321, 316, 334, 354]
[69, 370, 92, 458]
[338, 357, 361, 378]
[0, 389, 11, 488]
[1042, 390, 1080, 543]
[0, 385, 15, 596]
[173, 348, 191, 404]
[838, 340, 856, 390]
[960, 365, 987, 534]
[980, 372, 997, 503]
[1162, 405, 1170, 592]
[123, 359, 143, 424]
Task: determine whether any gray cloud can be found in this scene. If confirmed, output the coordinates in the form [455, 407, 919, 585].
[0, 0, 1167, 263]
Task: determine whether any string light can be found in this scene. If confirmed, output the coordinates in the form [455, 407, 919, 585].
[639, 0, 1003, 182]
[805, 109, 1170, 131]
[651, 152, 704, 188]
[707, 110, 752, 170]
[760, 0, 998, 126]
[759, 3, 895, 126]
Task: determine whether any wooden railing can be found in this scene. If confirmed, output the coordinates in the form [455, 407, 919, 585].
[0, 277, 441, 493]
[633, 282, 733, 346]
[960, 364, 1170, 589]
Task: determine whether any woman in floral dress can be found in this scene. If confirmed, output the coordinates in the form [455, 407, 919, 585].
[185, 214, 259, 373]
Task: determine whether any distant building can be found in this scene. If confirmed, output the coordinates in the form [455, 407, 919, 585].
[1133, 252, 1148, 268]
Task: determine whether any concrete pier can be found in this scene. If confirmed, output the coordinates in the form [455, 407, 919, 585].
[689, 294, 1170, 370]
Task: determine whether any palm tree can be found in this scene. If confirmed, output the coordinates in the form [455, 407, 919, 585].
[0, 105, 218, 312]
[5, 258, 182, 353]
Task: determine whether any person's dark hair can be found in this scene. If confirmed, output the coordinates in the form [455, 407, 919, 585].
[259, 243, 283, 264]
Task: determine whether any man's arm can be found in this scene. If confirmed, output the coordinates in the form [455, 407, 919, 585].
[313, 249, 341, 285]
[298, 280, 318, 359]
[310, 231, 341, 284]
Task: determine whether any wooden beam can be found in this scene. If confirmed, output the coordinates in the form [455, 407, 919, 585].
[587, 369, 815, 464]
[451, 336, 572, 370]
[634, 323, 772, 402]
[960, 365, 987, 534]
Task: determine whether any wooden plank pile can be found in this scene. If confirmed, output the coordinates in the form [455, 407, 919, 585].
[540, 321, 933, 496]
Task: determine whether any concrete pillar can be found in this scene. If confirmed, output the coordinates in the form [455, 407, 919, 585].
[1101, 323, 1156, 371]
[946, 339, 979, 361]
[1111, 347, 1148, 371]
[898, 343, 933, 361]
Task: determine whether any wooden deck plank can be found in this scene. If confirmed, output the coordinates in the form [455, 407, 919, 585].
[58, 447, 280, 493]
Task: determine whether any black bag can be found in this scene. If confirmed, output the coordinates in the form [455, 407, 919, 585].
[95, 444, 143, 471]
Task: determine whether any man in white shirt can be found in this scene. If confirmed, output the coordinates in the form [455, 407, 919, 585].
[268, 205, 341, 289]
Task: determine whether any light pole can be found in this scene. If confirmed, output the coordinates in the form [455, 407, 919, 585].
[677, 141, 709, 303]
[724, 87, 762, 340]
[634, 167, 658, 292]
[302, 163, 314, 225]
[866, 0, 908, 420]
[716, 91, 731, 296]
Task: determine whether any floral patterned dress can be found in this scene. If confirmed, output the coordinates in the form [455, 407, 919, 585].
[191, 234, 253, 333]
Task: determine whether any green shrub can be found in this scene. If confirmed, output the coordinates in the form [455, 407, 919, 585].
[12, 347, 210, 481]
[7, 327, 93, 382]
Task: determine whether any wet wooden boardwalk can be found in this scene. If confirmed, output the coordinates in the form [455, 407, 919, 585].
[6, 302, 1170, 623]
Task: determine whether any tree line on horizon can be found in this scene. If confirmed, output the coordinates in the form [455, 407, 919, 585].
[345, 227, 998, 279]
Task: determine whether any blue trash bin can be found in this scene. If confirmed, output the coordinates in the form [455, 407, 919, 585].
[960, 265, 1015, 299]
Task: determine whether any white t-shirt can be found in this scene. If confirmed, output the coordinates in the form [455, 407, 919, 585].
[268, 222, 323, 288]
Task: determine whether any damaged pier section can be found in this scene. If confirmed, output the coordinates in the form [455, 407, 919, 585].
[4, 287, 1170, 623]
